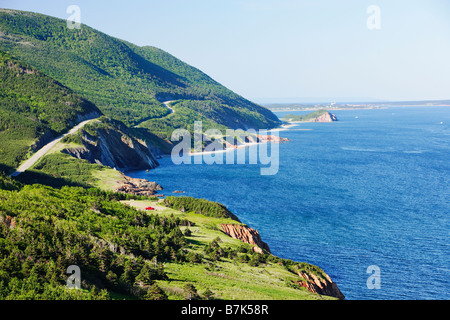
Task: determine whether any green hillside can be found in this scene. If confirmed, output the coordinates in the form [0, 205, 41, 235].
[0, 174, 337, 300]
[0, 9, 345, 302]
[0, 50, 100, 170]
[0, 9, 280, 134]
[0, 175, 183, 300]
[281, 109, 329, 122]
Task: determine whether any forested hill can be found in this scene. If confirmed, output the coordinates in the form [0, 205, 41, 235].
[0, 50, 101, 170]
[0, 9, 280, 135]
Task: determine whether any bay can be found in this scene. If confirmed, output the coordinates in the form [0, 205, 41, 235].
[128, 106, 450, 300]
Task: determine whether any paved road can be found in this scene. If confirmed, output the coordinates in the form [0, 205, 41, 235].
[10, 118, 100, 177]
[12, 101, 175, 175]
[133, 100, 176, 128]
[163, 100, 175, 114]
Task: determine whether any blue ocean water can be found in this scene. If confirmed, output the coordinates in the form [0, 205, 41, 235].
[128, 106, 450, 300]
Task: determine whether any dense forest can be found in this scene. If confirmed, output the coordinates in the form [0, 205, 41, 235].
[0, 50, 100, 170]
[164, 196, 240, 221]
[0, 174, 185, 299]
[0, 9, 280, 131]
[0, 174, 335, 300]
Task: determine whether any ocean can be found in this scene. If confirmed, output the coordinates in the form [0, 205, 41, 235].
[128, 106, 450, 300]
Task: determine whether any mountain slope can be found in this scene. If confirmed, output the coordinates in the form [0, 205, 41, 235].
[0, 50, 101, 171]
[0, 50, 162, 181]
[0, 9, 280, 133]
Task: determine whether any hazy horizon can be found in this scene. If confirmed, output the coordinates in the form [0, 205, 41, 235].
[253, 97, 450, 105]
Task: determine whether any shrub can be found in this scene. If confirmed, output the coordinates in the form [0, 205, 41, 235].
[164, 196, 240, 221]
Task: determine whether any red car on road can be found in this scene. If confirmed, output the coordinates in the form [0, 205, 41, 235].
[145, 206, 155, 211]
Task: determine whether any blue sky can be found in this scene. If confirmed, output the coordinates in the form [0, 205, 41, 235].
[2, 0, 450, 102]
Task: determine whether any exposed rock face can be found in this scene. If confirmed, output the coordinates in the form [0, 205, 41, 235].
[73, 111, 103, 126]
[114, 174, 162, 196]
[245, 134, 290, 144]
[311, 112, 338, 122]
[295, 271, 345, 300]
[220, 224, 271, 254]
[62, 123, 159, 171]
[256, 134, 290, 143]
[220, 222, 344, 300]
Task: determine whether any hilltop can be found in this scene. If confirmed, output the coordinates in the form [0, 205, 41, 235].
[0, 9, 280, 138]
[281, 109, 338, 122]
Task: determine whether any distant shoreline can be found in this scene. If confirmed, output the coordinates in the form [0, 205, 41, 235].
[267, 105, 450, 112]
[188, 141, 261, 156]
[268, 107, 386, 112]
[187, 128, 291, 156]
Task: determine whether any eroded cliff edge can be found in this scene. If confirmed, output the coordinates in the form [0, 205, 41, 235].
[312, 111, 338, 122]
[295, 270, 345, 300]
[62, 118, 159, 172]
[220, 223, 271, 254]
[220, 223, 344, 299]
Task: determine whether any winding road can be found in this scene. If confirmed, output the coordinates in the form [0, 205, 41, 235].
[10, 101, 175, 176]
[10, 117, 100, 177]
[133, 100, 176, 128]
[163, 100, 175, 115]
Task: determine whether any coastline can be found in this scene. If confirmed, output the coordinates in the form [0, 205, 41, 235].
[100, 123, 345, 300]
[188, 141, 261, 156]
[267, 104, 450, 113]
[268, 122, 313, 132]
[267, 106, 387, 112]
[186, 129, 291, 156]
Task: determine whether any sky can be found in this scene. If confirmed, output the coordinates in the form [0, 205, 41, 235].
[2, 0, 450, 103]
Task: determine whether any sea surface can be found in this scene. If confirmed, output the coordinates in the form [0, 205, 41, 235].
[128, 106, 450, 300]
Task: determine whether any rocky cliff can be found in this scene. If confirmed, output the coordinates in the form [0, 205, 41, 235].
[220, 222, 344, 299]
[220, 224, 271, 254]
[114, 174, 162, 196]
[295, 271, 345, 300]
[311, 112, 338, 122]
[62, 118, 159, 172]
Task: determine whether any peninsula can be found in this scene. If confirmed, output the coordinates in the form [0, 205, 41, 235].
[281, 109, 338, 123]
[0, 9, 344, 301]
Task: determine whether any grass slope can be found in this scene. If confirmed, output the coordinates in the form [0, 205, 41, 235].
[122, 199, 337, 300]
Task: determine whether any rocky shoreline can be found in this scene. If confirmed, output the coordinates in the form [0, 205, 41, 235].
[105, 127, 344, 300]
[220, 223, 271, 254]
[113, 174, 163, 196]
[189, 133, 290, 156]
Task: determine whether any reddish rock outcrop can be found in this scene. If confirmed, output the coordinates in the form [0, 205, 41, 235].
[220, 223, 344, 299]
[220, 224, 271, 254]
[295, 271, 345, 300]
[256, 134, 290, 143]
[311, 112, 338, 122]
